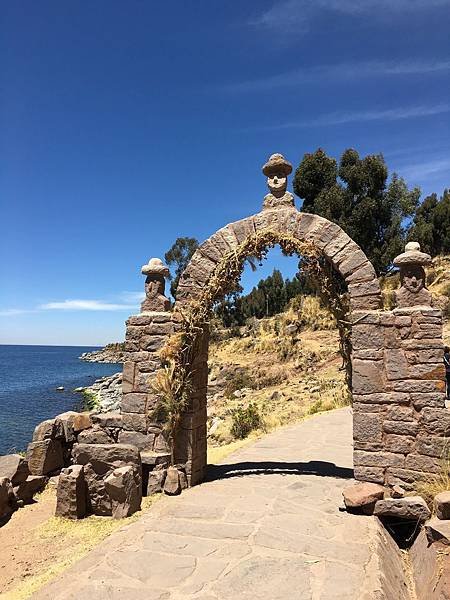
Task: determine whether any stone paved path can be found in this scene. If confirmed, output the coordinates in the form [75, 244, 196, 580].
[32, 408, 408, 600]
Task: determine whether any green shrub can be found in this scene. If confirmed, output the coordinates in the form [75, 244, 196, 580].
[230, 403, 264, 439]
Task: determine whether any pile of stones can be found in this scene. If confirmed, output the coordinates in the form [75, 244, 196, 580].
[0, 406, 188, 525]
[79, 372, 123, 413]
[343, 482, 450, 547]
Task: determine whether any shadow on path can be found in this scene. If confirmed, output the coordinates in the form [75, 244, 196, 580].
[205, 460, 354, 483]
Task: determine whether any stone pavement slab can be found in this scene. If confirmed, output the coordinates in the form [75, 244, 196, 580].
[32, 408, 410, 599]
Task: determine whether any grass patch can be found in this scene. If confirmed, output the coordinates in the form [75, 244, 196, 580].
[81, 389, 99, 411]
[414, 450, 450, 509]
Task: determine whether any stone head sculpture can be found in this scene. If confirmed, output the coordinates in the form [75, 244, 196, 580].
[393, 242, 432, 308]
[140, 258, 171, 313]
[262, 153, 295, 210]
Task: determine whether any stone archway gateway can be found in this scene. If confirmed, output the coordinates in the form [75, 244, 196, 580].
[123, 153, 448, 489]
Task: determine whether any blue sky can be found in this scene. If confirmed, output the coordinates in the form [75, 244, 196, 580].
[1, 0, 449, 345]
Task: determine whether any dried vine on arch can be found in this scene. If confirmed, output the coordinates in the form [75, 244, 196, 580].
[159, 229, 319, 394]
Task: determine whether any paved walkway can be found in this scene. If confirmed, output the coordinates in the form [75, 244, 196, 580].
[33, 409, 406, 600]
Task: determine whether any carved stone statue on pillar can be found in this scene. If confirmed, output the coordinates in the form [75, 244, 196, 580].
[393, 242, 433, 308]
[140, 258, 171, 312]
[262, 153, 296, 211]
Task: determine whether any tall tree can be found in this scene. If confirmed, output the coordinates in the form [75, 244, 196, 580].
[164, 237, 199, 298]
[293, 148, 420, 274]
[408, 190, 450, 256]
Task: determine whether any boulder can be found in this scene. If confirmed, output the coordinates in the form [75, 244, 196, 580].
[72, 443, 141, 475]
[0, 477, 17, 519]
[77, 426, 114, 444]
[425, 518, 450, 545]
[163, 466, 181, 496]
[118, 430, 154, 451]
[374, 496, 431, 522]
[83, 463, 112, 516]
[54, 411, 91, 442]
[91, 412, 123, 429]
[14, 475, 47, 503]
[140, 451, 170, 468]
[26, 439, 64, 475]
[104, 465, 141, 518]
[146, 467, 167, 495]
[343, 482, 385, 513]
[0, 454, 30, 485]
[32, 419, 56, 442]
[55, 465, 87, 519]
[435, 491, 450, 520]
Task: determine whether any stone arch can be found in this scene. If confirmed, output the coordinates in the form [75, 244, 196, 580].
[172, 206, 382, 486]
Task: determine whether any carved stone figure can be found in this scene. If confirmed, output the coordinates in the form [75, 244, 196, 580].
[262, 153, 295, 210]
[140, 258, 171, 312]
[393, 242, 433, 308]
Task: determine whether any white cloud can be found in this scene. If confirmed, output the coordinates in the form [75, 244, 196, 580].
[119, 291, 146, 303]
[0, 308, 32, 317]
[251, 0, 450, 32]
[255, 103, 450, 130]
[397, 158, 450, 181]
[39, 299, 138, 311]
[224, 59, 450, 93]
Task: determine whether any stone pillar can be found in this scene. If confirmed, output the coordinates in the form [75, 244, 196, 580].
[121, 258, 173, 454]
[352, 243, 447, 489]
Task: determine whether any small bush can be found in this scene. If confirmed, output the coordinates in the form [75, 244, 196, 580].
[224, 370, 256, 398]
[230, 403, 264, 439]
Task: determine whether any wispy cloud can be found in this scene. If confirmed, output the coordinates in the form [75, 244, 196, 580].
[254, 103, 450, 130]
[224, 59, 450, 93]
[119, 291, 145, 303]
[251, 0, 450, 33]
[0, 308, 33, 317]
[397, 158, 450, 181]
[39, 299, 138, 311]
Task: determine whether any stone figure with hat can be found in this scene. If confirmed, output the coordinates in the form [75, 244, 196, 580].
[262, 153, 296, 211]
[393, 242, 433, 308]
[140, 258, 171, 312]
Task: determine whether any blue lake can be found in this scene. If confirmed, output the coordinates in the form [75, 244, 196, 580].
[0, 345, 120, 454]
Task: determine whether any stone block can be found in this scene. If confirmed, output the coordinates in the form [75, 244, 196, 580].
[385, 406, 414, 421]
[122, 361, 135, 393]
[345, 262, 377, 284]
[118, 431, 155, 451]
[27, 439, 64, 475]
[0, 477, 17, 520]
[323, 230, 351, 258]
[434, 492, 450, 520]
[411, 392, 446, 410]
[404, 453, 441, 474]
[140, 335, 165, 352]
[353, 392, 409, 405]
[54, 411, 78, 442]
[122, 412, 147, 433]
[384, 349, 409, 380]
[146, 467, 167, 495]
[104, 465, 141, 518]
[374, 496, 430, 522]
[352, 359, 384, 394]
[83, 463, 111, 516]
[163, 466, 182, 496]
[77, 426, 114, 444]
[32, 419, 56, 442]
[416, 435, 449, 458]
[14, 475, 47, 503]
[121, 392, 147, 414]
[154, 433, 170, 453]
[405, 348, 443, 365]
[0, 454, 30, 485]
[383, 420, 418, 436]
[420, 408, 450, 436]
[354, 450, 405, 468]
[384, 434, 414, 454]
[348, 279, 380, 297]
[350, 295, 381, 311]
[91, 412, 123, 429]
[425, 519, 450, 545]
[353, 465, 385, 484]
[412, 363, 445, 380]
[55, 465, 87, 519]
[342, 482, 384, 512]
[352, 324, 384, 350]
[72, 443, 141, 475]
[389, 380, 445, 394]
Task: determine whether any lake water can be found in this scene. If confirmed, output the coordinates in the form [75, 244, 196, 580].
[0, 345, 120, 454]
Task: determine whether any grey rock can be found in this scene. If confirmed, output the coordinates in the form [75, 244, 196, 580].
[32, 419, 56, 441]
[55, 465, 87, 519]
[0, 454, 30, 485]
[77, 426, 114, 444]
[434, 491, 450, 520]
[91, 411, 123, 429]
[72, 443, 141, 476]
[0, 477, 17, 519]
[83, 463, 112, 516]
[146, 467, 167, 495]
[14, 475, 47, 503]
[425, 518, 450, 545]
[26, 439, 64, 475]
[104, 465, 141, 518]
[164, 466, 181, 496]
[374, 496, 430, 522]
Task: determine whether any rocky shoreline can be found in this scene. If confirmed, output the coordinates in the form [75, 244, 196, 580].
[79, 342, 125, 363]
[77, 372, 123, 413]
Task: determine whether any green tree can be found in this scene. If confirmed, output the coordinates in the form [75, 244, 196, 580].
[408, 190, 450, 256]
[293, 148, 420, 274]
[164, 237, 199, 298]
